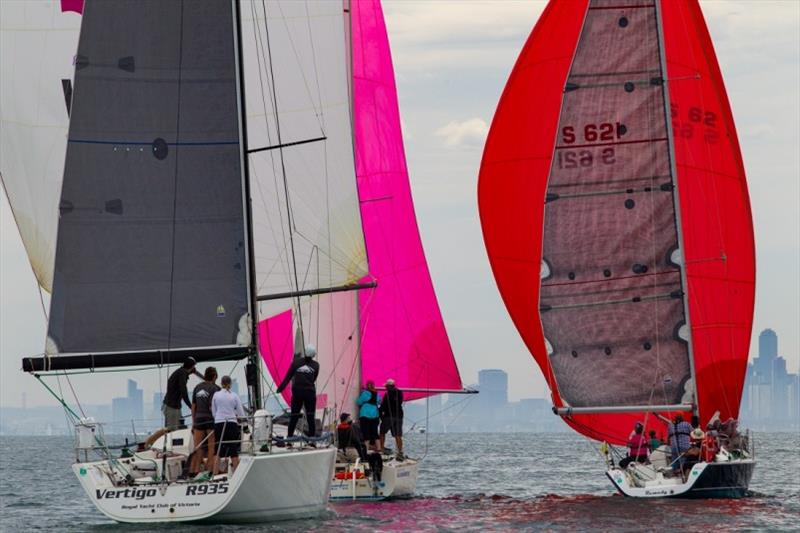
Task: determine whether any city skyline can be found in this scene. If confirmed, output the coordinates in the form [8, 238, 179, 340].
[3, 328, 797, 436]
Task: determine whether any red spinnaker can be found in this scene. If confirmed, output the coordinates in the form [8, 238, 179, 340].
[478, 0, 754, 444]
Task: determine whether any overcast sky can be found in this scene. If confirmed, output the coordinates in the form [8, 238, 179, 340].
[1, 0, 798, 410]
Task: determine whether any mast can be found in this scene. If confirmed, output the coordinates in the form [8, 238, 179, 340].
[654, 0, 698, 416]
[233, 0, 262, 410]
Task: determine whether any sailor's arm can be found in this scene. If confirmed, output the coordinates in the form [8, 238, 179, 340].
[276, 361, 298, 393]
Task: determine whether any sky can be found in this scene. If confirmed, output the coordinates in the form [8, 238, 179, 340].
[1, 0, 798, 410]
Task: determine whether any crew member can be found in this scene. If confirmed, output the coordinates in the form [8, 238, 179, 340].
[619, 421, 649, 469]
[276, 345, 320, 438]
[379, 379, 404, 460]
[211, 375, 245, 474]
[162, 357, 202, 430]
[336, 412, 367, 461]
[654, 412, 692, 474]
[357, 380, 381, 452]
[190, 366, 219, 476]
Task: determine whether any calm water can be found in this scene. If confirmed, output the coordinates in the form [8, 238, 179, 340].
[1, 432, 798, 531]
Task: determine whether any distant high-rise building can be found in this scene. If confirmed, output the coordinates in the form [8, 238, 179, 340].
[759, 328, 778, 359]
[112, 379, 144, 432]
[478, 369, 508, 409]
[742, 328, 798, 429]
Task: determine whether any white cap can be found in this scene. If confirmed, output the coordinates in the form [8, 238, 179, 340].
[305, 344, 317, 358]
[385, 378, 395, 387]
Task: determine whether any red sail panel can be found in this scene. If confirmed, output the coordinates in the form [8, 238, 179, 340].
[662, 1, 755, 423]
[478, 0, 604, 437]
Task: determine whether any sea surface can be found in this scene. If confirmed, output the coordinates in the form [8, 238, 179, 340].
[1, 432, 798, 531]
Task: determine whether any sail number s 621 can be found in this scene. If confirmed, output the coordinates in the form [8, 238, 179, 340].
[561, 122, 625, 144]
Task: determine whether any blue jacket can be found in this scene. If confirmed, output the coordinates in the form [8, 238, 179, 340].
[356, 389, 381, 419]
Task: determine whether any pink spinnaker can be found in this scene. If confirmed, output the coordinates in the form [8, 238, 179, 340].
[259, 0, 463, 404]
[352, 0, 462, 400]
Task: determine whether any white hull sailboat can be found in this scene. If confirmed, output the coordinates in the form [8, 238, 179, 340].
[479, 0, 757, 498]
[330, 455, 419, 501]
[74, 426, 335, 523]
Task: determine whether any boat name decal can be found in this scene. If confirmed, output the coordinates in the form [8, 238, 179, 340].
[185, 483, 229, 496]
[95, 488, 158, 500]
[94, 483, 229, 500]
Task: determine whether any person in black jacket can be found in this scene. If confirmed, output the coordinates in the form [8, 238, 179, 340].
[276, 345, 319, 437]
[379, 379, 404, 459]
[336, 412, 367, 461]
[162, 357, 203, 430]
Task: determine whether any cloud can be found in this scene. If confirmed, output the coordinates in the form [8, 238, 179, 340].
[383, 0, 545, 71]
[434, 117, 489, 148]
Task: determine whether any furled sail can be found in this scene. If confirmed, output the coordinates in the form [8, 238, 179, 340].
[0, 1, 82, 292]
[478, 0, 754, 444]
[43, 0, 251, 362]
[351, 0, 464, 400]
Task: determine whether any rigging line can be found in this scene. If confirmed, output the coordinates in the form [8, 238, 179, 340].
[273, 0, 325, 135]
[303, 0, 325, 131]
[250, 2, 294, 296]
[164, 0, 186, 357]
[54, 374, 73, 433]
[262, 0, 306, 341]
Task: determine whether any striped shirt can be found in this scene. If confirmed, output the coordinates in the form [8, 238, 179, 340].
[668, 421, 693, 452]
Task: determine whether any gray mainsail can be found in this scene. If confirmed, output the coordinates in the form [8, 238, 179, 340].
[45, 0, 251, 359]
[540, 0, 691, 409]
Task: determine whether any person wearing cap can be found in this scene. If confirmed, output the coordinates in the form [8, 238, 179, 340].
[336, 412, 366, 461]
[276, 344, 320, 438]
[162, 356, 203, 430]
[619, 421, 649, 469]
[379, 379, 404, 460]
[211, 375, 245, 474]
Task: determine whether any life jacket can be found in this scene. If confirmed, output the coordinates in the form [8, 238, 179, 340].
[701, 435, 718, 462]
[628, 433, 649, 457]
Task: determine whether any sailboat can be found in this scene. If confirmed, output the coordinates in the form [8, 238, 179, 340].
[259, 0, 471, 501]
[479, 0, 756, 498]
[1, 0, 377, 523]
